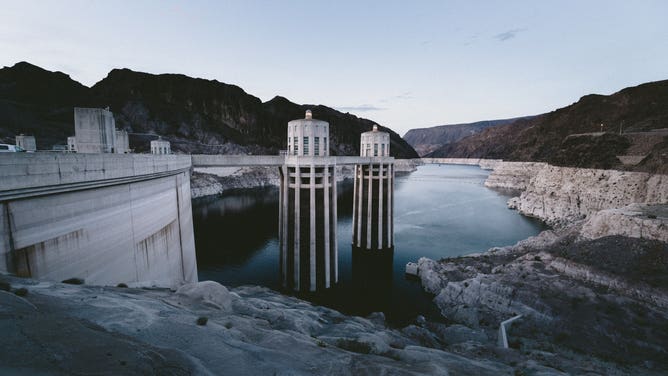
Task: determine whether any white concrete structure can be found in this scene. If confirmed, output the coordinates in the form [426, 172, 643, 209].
[191, 154, 390, 167]
[353, 125, 394, 250]
[15, 135, 36, 152]
[405, 262, 419, 276]
[287, 110, 329, 156]
[115, 129, 129, 154]
[67, 136, 77, 152]
[74, 107, 116, 154]
[279, 110, 337, 292]
[0, 153, 197, 288]
[360, 125, 390, 157]
[498, 315, 523, 348]
[151, 139, 171, 155]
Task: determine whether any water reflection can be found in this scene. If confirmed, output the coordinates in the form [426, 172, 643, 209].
[194, 188, 279, 266]
[193, 165, 547, 326]
[351, 247, 394, 313]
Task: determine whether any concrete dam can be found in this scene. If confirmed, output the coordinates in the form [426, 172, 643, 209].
[1, 113, 395, 291]
[0, 153, 198, 287]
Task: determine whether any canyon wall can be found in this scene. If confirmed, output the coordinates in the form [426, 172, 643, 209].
[485, 162, 668, 227]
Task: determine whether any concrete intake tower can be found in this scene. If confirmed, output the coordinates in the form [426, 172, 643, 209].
[279, 110, 337, 292]
[353, 125, 394, 250]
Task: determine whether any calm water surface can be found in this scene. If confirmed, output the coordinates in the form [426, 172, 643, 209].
[193, 164, 546, 326]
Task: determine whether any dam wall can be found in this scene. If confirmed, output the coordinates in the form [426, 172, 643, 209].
[0, 154, 197, 287]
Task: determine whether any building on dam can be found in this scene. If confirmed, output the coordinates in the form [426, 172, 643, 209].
[151, 137, 171, 155]
[352, 125, 394, 250]
[279, 110, 338, 292]
[15, 135, 36, 152]
[73, 107, 130, 154]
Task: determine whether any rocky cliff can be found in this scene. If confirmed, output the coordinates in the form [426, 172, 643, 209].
[484, 162, 668, 228]
[425, 80, 668, 174]
[0, 62, 418, 158]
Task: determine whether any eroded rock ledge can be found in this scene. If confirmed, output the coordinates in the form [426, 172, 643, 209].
[485, 162, 668, 229]
[191, 160, 421, 199]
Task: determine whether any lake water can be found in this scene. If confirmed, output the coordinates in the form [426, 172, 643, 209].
[193, 164, 546, 326]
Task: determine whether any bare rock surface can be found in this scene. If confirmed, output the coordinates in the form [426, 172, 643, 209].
[191, 165, 355, 198]
[417, 231, 668, 375]
[191, 167, 279, 198]
[0, 275, 525, 375]
[486, 162, 668, 227]
[581, 203, 668, 242]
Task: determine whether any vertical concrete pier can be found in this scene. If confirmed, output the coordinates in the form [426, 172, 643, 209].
[279, 110, 337, 292]
[353, 125, 394, 250]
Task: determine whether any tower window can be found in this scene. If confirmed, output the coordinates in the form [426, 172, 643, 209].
[314, 137, 320, 156]
[294, 136, 298, 155]
[381, 144, 385, 156]
[304, 137, 309, 155]
[324, 137, 327, 155]
[374, 144, 378, 156]
[365, 144, 371, 157]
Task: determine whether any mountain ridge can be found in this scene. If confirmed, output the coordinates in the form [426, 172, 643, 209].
[0, 62, 418, 158]
[424, 79, 668, 174]
[403, 116, 535, 157]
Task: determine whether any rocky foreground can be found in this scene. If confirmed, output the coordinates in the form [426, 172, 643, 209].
[0, 275, 542, 376]
[416, 161, 668, 375]
[5, 267, 660, 376]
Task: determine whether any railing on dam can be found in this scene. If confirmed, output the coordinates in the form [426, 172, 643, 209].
[0, 153, 192, 201]
[190, 154, 394, 167]
[0, 154, 396, 199]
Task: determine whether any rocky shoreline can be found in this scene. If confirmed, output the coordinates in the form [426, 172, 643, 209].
[3, 160, 666, 375]
[486, 162, 668, 228]
[415, 160, 668, 374]
[190, 159, 420, 199]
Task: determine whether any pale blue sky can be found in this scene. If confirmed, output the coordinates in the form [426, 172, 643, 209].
[1, 1, 667, 135]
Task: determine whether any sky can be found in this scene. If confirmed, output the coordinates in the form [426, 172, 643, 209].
[1, 1, 667, 136]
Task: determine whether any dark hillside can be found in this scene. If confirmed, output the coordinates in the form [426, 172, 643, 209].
[0, 62, 418, 158]
[403, 116, 534, 157]
[427, 79, 668, 173]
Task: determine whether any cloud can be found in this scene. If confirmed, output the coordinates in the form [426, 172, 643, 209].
[335, 104, 386, 112]
[462, 33, 480, 46]
[494, 28, 526, 42]
[379, 91, 414, 103]
[393, 91, 414, 100]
